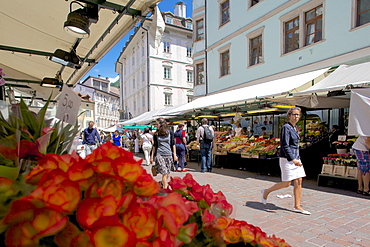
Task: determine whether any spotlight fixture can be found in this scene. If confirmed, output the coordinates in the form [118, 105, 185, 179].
[40, 77, 63, 88]
[64, 3, 99, 39]
[50, 49, 81, 69]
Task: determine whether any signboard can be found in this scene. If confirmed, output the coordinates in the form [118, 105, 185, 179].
[56, 85, 81, 125]
[338, 135, 346, 141]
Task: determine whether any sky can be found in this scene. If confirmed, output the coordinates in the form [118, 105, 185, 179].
[84, 0, 193, 83]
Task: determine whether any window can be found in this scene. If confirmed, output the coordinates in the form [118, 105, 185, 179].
[134, 100, 136, 111]
[187, 70, 193, 82]
[142, 71, 145, 82]
[165, 16, 173, 24]
[188, 96, 193, 103]
[220, 0, 230, 26]
[357, 0, 370, 26]
[285, 17, 300, 53]
[186, 47, 192, 57]
[250, 35, 262, 66]
[164, 94, 172, 106]
[186, 22, 193, 29]
[142, 96, 145, 107]
[93, 80, 100, 87]
[305, 5, 323, 46]
[196, 19, 204, 41]
[195, 63, 204, 85]
[133, 78, 135, 88]
[86, 109, 91, 117]
[164, 67, 171, 79]
[132, 51, 135, 65]
[141, 46, 145, 56]
[251, 0, 260, 7]
[220, 50, 230, 76]
[163, 41, 170, 53]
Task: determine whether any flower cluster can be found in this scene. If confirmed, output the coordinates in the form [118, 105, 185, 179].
[0, 142, 290, 246]
[323, 154, 357, 166]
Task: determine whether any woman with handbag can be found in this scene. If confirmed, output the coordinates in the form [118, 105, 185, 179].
[150, 118, 178, 189]
[352, 136, 370, 195]
[174, 123, 187, 172]
[140, 128, 153, 166]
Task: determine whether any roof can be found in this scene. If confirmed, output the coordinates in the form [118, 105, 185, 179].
[0, 0, 160, 100]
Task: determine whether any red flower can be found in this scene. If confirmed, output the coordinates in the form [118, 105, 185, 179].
[86, 175, 124, 205]
[133, 172, 160, 197]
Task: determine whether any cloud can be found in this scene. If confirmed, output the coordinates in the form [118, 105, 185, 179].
[94, 69, 99, 73]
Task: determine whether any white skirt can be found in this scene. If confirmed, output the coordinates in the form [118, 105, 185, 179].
[280, 158, 306, 181]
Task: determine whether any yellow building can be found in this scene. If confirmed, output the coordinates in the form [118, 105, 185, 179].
[75, 92, 95, 130]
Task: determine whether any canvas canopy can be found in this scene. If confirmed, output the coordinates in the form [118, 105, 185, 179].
[162, 68, 329, 115]
[296, 62, 370, 95]
[348, 88, 370, 136]
[273, 95, 350, 109]
[121, 105, 184, 125]
[0, 0, 160, 100]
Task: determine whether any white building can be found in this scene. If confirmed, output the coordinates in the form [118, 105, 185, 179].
[192, 0, 370, 97]
[116, 2, 194, 120]
[74, 76, 120, 129]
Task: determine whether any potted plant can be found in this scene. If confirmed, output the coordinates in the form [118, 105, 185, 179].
[332, 141, 349, 154]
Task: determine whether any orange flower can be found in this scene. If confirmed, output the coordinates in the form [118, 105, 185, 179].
[122, 202, 157, 239]
[213, 216, 233, 230]
[240, 223, 256, 244]
[118, 190, 136, 213]
[89, 218, 136, 247]
[86, 175, 124, 205]
[86, 142, 133, 165]
[221, 225, 242, 243]
[133, 172, 159, 197]
[114, 156, 144, 182]
[77, 196, 118, 229]
[54, 222, 81, 247]
[31, 170, 80, 213]
[0, 177, 14, 193]
[67, 158, 95, 182]
[70, 232, 94, 247]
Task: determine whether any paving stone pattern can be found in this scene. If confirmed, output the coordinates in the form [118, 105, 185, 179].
[137, 154, 370, 247]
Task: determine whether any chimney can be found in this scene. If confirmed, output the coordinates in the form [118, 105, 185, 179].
[174, 2, 186, 18]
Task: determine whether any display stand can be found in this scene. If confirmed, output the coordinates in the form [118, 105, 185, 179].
[317, 174, 358, 191]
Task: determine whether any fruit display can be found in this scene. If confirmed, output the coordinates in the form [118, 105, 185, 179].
[187, 141, 200, 150]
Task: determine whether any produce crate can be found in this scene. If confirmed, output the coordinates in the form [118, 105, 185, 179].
[241, 153, 251, 158]
[345, 166, 358, 178]
[321, 164, 334, 175]
[333, 165, 347, 177]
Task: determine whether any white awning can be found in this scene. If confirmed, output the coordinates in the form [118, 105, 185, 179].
[0, 0, 160, 100]
[121, 105, 184, 125]
[348, 88, 370, 136]
[273, 95, 350, 109]
[163, 68, 329, 115]
[296, 62, 370, 95]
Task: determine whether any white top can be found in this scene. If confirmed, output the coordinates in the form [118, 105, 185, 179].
[234, 127, 242, 137]
[195, 125, 215, 140]
[142, 133, 153, 146]
[352, 136, 370, 151]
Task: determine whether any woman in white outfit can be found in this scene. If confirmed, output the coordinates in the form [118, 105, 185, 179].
[262, 107, 311, 215]
[140, 128, 153, 166]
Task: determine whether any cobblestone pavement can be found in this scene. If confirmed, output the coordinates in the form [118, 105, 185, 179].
[136, 153, 370, 247]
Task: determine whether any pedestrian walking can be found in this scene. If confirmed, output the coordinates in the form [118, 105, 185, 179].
[261, 107, 311, 215]
[196, 118, 215, 173]
[82, 121, 102, 155]
[174, 123, 187, 172]
[150, 118, 178, 189]
[140, 128, 153, 166]
[111, 130, 122, 147]
[352, 136, 370, 195]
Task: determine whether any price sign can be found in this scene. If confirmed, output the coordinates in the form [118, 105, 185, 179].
[338, 135, 346, 141]
[56, 85, 81, 125]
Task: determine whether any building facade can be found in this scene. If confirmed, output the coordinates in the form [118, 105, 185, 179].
[116, 2, 194, 120]
[192, 0, 370, 97]
[74, 92, 95, 130]
[74, 76, 120, 130]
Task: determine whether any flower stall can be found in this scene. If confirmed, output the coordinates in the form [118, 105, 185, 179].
[0, 142, 291, 247]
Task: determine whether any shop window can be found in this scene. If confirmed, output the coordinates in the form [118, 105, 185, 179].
[220, 50, 230, 76]
[305, 5, 323, 46]
[196, 19, 204, 41]
[163, 41, 170, 53]
[284, 17, 300, 53]
[220, 0, 230, 26]
[250, 35, 263, 66]
[357, 0, 370, 26]
[195, 63, 204, 85]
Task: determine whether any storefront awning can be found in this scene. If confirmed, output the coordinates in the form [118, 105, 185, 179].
[162, 68, 329, 115]
[348, 88, 370, 136]
[273, 95, 350, 109]
[121, 105, 184, 125]
[0, 0, 160, 100]
[296, 62, 370, 95]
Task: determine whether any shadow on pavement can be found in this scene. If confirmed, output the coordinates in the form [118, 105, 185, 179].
[244, 201, 291, 213]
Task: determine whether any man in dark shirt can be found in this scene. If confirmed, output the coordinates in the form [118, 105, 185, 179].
[82, 121, 102, 155]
